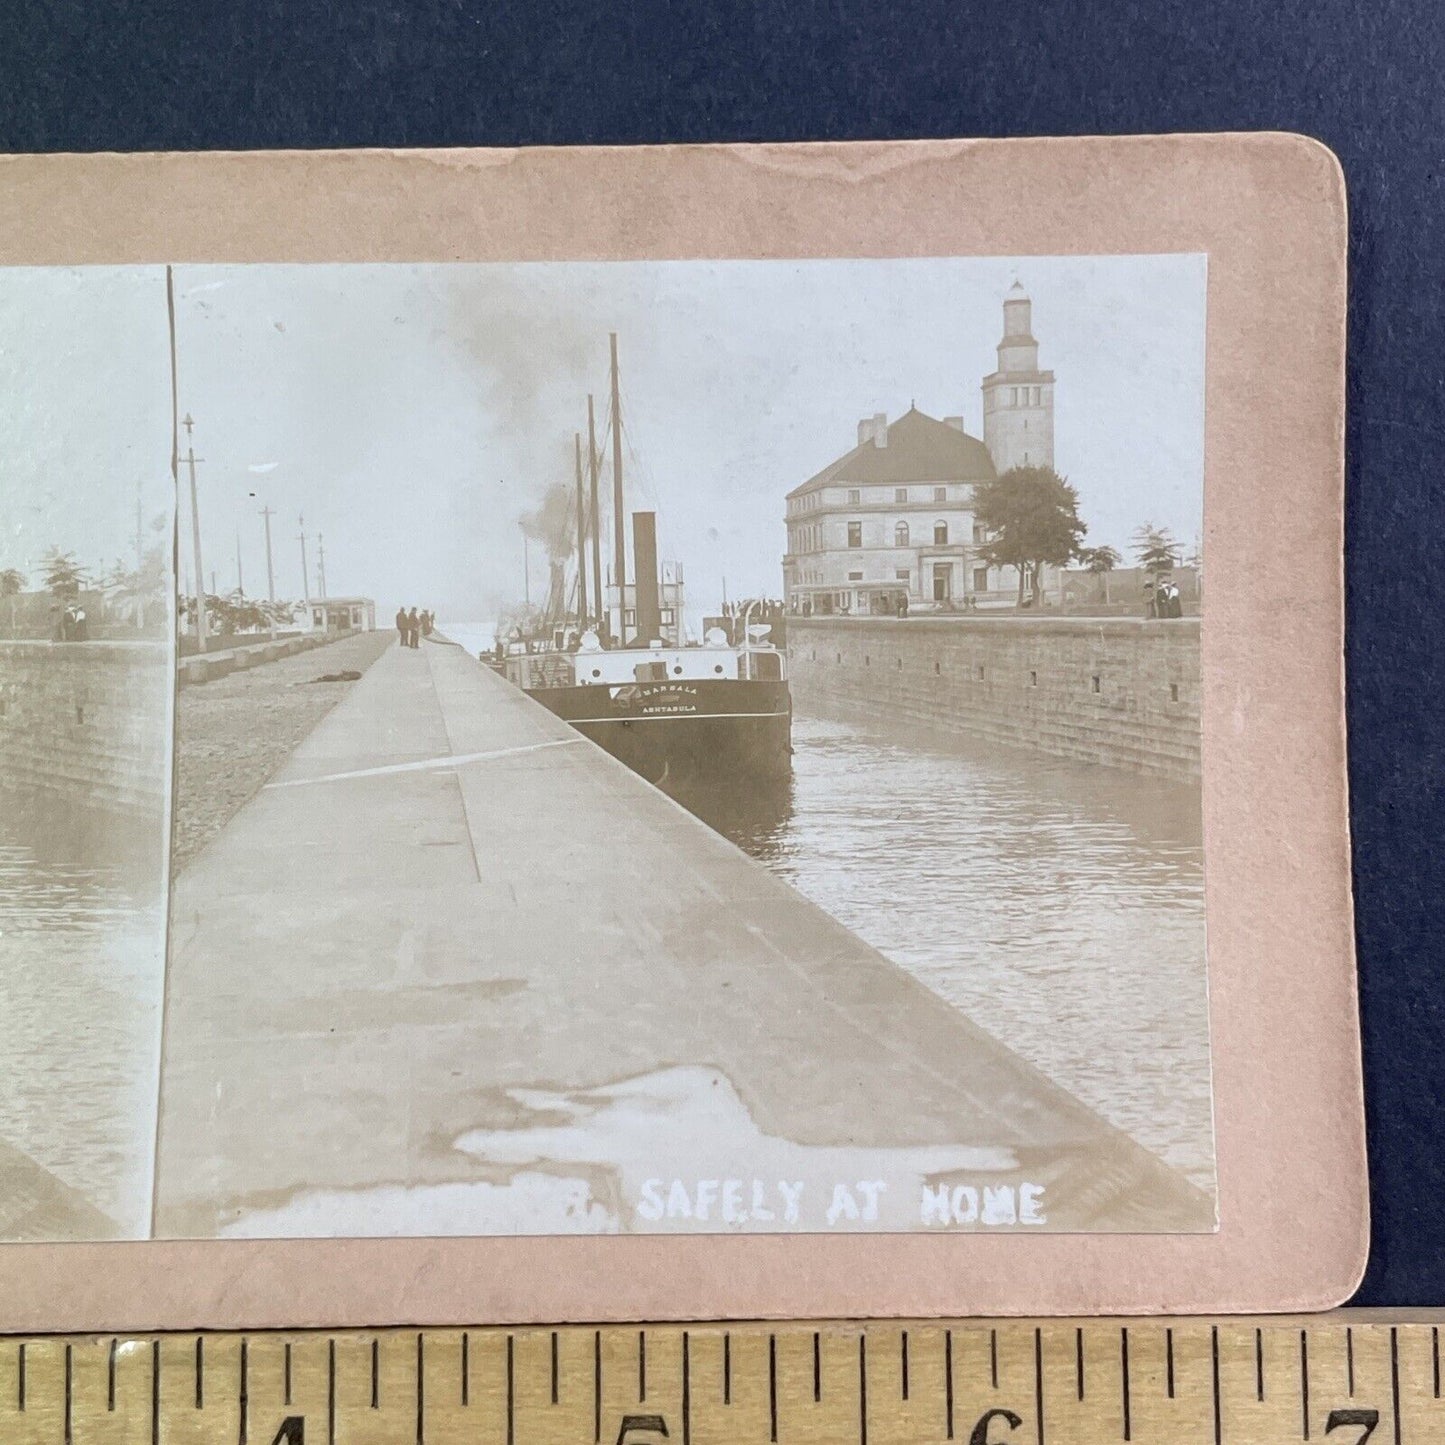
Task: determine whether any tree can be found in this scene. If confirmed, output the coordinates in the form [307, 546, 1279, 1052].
[1, 567, 24, 639]
[1131, 523, 1180, 578]
[40, 548, 87, 597]
[1077, 544, 1123, 605]
[974, 465, 1088, 607]
[103, 547, 168, 631]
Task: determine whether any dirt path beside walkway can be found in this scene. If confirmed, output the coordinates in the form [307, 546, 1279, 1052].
[172, 630, 396, 871]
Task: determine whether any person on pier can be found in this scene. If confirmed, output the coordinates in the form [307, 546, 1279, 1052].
[395, 605, 408, 646]
[406, 607, 421, 647]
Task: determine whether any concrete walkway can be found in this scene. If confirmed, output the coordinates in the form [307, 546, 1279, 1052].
[154, 639, 1211, 1236]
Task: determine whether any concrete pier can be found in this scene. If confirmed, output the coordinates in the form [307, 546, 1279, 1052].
[154, 639, 1211, 1236]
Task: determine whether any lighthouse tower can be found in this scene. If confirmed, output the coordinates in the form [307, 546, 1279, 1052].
[981, 281, 1055, 473]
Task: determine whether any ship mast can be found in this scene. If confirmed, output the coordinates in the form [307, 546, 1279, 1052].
[573, 431, 589, 632]
[609, 332, 626, 642]
[587, 394, 604, 638]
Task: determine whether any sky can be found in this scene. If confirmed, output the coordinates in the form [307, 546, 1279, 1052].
[0, 256, 1205, 624]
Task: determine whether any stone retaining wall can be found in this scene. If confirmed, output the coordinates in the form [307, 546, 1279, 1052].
[177, 628, 357, 685]
[0, 641, 170, 817]
[788, 616, 1201, 782]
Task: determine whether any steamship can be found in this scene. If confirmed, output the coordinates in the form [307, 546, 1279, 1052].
[498, 333, 792, 783]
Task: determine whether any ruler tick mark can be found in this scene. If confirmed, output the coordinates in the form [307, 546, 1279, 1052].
[1166, 1327, 1174, 1398]
[416, 1332, 425, 1445]
[1034, 1328, 1045, 1445]
[594, 1329, 602, 1443]
[108, 1338, 117, 1412]
[371, 1337, 380, 1408]
[682, 1332, 691, 1445]
[1434, 1325, 1440, 1398]
[151, 1340, 160, 1445]
[1120, 1328, 1131, 1442]
[990, 1329, 999, 1389]
[1347, 1326, 1355, 1395]
[551, 1330, 559, 1404]
[17, 1340, 25, 1411]
[724, 1332, 732, 1405]
[901, 1330, 909, 1400]
[1211, 1327, 1221, 1445]
[462, 1331, 470, 1406]
[639, 1329, 647, 1402]
[240, 1337, 249, 1445]
[64, 1343, 72, 1445]
[1301, 1330, 1311, 1440]
[327, 1338, 336, 1445]
[945, 1330, 954, 1439]
[1075, 1328, 1084, 1401]
[195, 1335, 204, 1409]
[859, 1334, 868, 1445]
[284, 1342, 292, 1407]
[507, 1335, 515, 1445]
[1256, 1328, 1264, 1402]
[813, 1331, 821, 1403]
[769, 1334, 778, 1442]
[1391, 1327, 1402, 1445]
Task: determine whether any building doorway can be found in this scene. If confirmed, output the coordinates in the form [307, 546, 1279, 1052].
[932, 563, 953, 603]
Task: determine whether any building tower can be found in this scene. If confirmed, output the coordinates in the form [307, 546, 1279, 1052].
[981, 280, 1055, 474]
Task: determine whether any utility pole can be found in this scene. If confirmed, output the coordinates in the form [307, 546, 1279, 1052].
[317, 532, 327, 600]
[135, 481, 144, 571]
[587, 394, 604, 637]
[574, 432, 589, 632]
[259, 505, 276, 601]
[299, 513, 311, 617]
[181, 413, 209, 651]
[522, 524, 530, 609]
[609, 333, 626, 638]
[235, 531, 244, 596]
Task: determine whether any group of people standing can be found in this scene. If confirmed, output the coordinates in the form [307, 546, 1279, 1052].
[394, 606, 435, 648]
[1144, 577, 1184, 619]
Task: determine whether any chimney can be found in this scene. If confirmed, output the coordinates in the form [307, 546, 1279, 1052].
[856, 412, 888, 448]
[944, 415, 966, 433]
[631, 511, 662, 645]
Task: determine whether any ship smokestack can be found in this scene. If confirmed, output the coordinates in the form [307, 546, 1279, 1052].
[632, 511, 661, 645]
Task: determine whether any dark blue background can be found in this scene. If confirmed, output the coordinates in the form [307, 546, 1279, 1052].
[3, 0, 1441, 1305]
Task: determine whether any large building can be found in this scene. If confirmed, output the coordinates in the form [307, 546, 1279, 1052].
[784, 283, 1058, 616]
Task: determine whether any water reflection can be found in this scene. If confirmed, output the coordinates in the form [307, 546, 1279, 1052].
[0, 799, 166, 1236]
[656, 710, 1214, 1192]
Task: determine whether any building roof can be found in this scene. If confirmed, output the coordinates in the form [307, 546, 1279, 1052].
[788, 406, 997, 498]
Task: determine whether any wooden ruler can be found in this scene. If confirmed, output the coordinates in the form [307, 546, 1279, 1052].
[1, 1317, 1441, 1445]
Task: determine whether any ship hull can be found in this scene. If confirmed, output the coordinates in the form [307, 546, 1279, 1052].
[525, 678, 792, 783]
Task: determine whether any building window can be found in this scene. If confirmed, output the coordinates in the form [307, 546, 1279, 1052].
[847, 521, 863, 548]
[1011, 387, 1020, 405]
[624, 609, 636, 626]
[934, 486, 947, 502]
[848, 571, 863, 581]
[933, 521, 949, 546]
[973, 566, 989, 591]
[973, 522, 986, 543]
[660, 609, 674, 625]
[895, 487, 908, 503]
[895, 569, 910, 582]
[894, 521, 910, 547]
[847, 488, 861, 505]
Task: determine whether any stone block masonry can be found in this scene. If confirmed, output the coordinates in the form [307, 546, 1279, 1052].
[788, 616, 1201, 782]
[0, 641, 169, 818]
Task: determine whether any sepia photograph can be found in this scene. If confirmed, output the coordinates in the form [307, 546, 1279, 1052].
[4, 253, 1211, 1240]
[0, 267, 174, 1240]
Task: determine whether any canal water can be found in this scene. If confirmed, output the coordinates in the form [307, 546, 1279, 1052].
[657, 710, 1214, 1192]
[0, 802, 166, 1236]
[446, 630, 1213, 1195]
